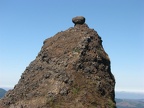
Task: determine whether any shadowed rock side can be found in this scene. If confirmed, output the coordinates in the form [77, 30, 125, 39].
[0, 16, 116, 108]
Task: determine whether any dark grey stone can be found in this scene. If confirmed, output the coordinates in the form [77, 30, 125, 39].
[72, 16, 85, 25]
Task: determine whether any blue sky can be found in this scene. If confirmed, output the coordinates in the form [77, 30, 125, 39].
[0, 0, 144, 92]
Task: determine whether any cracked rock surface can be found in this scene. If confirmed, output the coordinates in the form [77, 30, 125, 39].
[0, 16, 116, 108]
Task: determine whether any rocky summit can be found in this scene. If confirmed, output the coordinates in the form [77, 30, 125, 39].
[0, 16, 116, 108]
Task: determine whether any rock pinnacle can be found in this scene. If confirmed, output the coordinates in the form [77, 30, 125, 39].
[0, 16, 116, 108]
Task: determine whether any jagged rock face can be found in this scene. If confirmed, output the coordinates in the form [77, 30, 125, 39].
[0, 17, 116, 108]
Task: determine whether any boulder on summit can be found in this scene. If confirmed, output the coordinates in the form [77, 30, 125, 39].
[72, 16, 85, 25]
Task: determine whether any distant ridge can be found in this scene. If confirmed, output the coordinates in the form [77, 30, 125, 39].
[0, 88, 6, 98]
[116, 98, 144, 108]
[116, 91, 144, 99]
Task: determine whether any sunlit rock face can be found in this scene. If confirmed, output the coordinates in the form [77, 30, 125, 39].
[0, 16, 116, 108]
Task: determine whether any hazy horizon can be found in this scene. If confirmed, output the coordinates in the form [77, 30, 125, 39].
[1, 86, 144, 100]
[1, 85, 144, 94]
